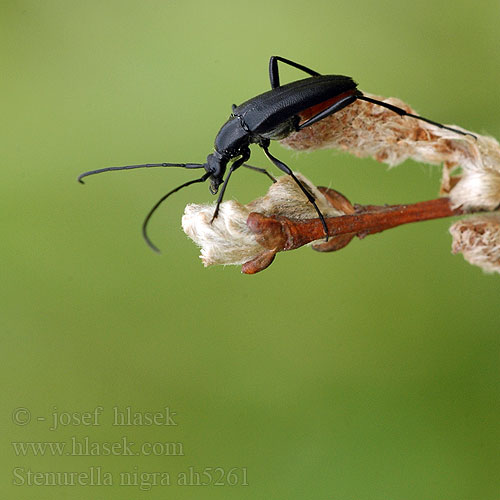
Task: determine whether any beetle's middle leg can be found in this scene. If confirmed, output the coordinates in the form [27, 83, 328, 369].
[297, 92, 360, 130]
[260, 142, 329, 240]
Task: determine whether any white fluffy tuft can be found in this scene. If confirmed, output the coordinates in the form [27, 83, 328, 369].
[450, 215, 500, 274]
[182, 174, 343, 267]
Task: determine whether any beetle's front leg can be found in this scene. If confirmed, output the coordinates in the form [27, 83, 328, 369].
[211, 149, 251, 221]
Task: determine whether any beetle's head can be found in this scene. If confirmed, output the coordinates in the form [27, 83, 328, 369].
[205, 152, 228, 194]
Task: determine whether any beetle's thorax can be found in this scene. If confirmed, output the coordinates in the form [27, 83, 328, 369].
[214, 115, 251, 157]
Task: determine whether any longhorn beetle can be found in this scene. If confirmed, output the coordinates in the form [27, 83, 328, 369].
[78, 56, 473, 252]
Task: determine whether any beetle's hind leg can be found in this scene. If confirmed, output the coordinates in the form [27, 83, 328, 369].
[243, 164, 277, 183]
[357, 94, 475, 138]
[269, 56, 321, 89]
[260, 142, 329, 240]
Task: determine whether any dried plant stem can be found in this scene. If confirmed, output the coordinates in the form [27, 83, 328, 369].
[247, 194, 466, 254]
[182, 174, 500, 274]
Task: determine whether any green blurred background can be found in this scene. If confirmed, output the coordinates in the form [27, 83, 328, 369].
[2, 1, 499, 498]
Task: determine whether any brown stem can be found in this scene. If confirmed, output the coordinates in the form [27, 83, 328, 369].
[247, 195, 466, 253]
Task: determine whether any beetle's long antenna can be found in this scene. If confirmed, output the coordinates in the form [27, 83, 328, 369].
[143, 172, 211, 253]
[78, 163, 205, 184]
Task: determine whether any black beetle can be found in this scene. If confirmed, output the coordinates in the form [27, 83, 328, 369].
[79, 56, 472, 252]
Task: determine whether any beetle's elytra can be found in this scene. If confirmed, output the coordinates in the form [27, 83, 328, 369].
[79, 56, 473, 252]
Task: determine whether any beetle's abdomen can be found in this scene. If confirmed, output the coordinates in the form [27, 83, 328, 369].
[255, 116, 298, 141]
[298, 89, 358, 125]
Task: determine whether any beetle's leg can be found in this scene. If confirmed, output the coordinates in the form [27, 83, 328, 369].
[357, 94, 476, 138]
[269, 56, 321, 89]
[260, 143, 329, 240]
[297, 93, 359, 130]
[243, 164, 277, 183]
[211, 149, 251, 221]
